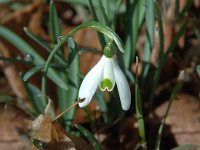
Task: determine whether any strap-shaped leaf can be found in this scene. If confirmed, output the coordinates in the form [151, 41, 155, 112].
[123, 0, 145, 69]
[62, 37, 80, 128]
[75, 124, 102, 150]
[24, 27, 67, 65]
[0, 25, 68, 90]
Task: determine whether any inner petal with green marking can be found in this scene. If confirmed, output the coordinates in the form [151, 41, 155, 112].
[99, 57, 115, 91]
[100, 78, 114, 91]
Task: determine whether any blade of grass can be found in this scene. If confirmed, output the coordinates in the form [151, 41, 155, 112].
[75, 124, 102, 150]
[0, 25, 68, 90]
[155, 75, 184, 149]
[135, 57, 146, 148]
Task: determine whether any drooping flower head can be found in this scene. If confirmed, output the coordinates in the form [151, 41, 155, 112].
[78, 43, 131, 110]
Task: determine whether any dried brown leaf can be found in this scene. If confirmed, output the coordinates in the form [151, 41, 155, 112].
[154, 94, 200, 145]
[31, 100, 93, 150]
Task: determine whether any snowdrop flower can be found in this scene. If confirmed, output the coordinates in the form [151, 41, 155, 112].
[78, 43, 131, 110]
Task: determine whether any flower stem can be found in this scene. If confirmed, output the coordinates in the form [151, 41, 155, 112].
[53, 99, 83, 121]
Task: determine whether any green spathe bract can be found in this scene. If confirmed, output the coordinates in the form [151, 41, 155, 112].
[103, 42, 115, 58]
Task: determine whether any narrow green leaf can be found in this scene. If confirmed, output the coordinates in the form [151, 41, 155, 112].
[165, 23, 186, 58]
[58, 37, 80, 130]
[155, 2, 164, 56]
[24, 27, 51, 53]
[23, 64, 67, 82]
[23, 66, 43, 82]
[105, 0, 121, 29]
[88, 0, 106, 47]
[142, 35, 151, 84]
[123, 0, 145, 69]
[145, 0, 155, 47]
[23, 82, 45, 114]
[98, 0, 109, 25]
[75, 124, 102, 150]
[141, 0, 155, 81]
[24, 27, 67, 65]
[0, 26, 68, 90]
[88, 0, 99, 21]
[142, 2, 164, 96]
[49, 0, 61, 45]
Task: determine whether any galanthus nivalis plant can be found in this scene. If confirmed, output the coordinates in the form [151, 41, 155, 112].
[78, 43, 131, 110]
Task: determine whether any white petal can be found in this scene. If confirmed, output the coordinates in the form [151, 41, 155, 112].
[78, 56, 105, 107]
[112, 57, 131, 110]
[99, 57, 115, 91]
